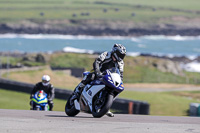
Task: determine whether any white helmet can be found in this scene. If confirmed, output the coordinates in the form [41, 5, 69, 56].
[42, 75, 50, 86]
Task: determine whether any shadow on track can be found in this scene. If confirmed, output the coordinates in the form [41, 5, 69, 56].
[45, 115, 93, 118]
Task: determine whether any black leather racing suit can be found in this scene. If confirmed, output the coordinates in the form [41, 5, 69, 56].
[82, 51, 124, 85]
[30, 82, 55, 111]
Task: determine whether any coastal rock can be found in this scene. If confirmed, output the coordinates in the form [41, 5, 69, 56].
[1, 20, 200, 36]
[35, 54, 46, 63]
[195, 56, 200, 62]
[22, 53, 47, 63]
[169, 56, 193, 63]
[152, 59, 183, 76]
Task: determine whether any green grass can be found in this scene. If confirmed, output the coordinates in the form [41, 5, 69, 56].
[125, 66, 191, 84]
[1, 0, 199, 10]
[119, 90, 200, 116]
[50, 53, 200, 84]
[0, 89, 66, 111]
[1, 66, 81, 90]
[50, 53, 94, 70]
[2, 53, 200, 85]
[0, 0, 199, 24]
[1, 88, 200, 116]
[2, 52, 200, 116]
[0, 56, 21, 66]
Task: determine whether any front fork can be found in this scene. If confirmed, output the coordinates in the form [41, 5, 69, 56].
[94, 90, 108, 112]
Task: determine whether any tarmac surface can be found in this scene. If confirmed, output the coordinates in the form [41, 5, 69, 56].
[0, 109, 200, 133]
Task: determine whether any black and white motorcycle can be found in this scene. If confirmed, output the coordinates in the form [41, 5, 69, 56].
[65, 67, 124, 118]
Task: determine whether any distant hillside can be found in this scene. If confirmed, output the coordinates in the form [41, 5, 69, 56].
[0, 0, 200, 36]
[1, 21, 200, 36]
[1, 52, 200, 84]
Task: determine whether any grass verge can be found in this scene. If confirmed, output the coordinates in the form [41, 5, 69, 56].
[119, 90, 200, 116]
[1, 88, 200, 116]
[0, 89, 66, 111]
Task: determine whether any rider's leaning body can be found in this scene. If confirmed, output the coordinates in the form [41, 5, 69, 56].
[93, 51, 125, 81]
[72, 44, 126, 117]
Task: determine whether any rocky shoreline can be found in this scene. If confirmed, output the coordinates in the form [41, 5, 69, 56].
[1, 20, 200, 74]
[1, 23, 200, 36]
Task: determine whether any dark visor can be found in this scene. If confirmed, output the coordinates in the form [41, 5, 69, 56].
[114, 51, 125, 61]
[42, 80, 49, 83]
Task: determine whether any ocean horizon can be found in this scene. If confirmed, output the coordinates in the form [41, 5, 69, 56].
[1, 33, 200, 73]
[0, 33, 200, 59]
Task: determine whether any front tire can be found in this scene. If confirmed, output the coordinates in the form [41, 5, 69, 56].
[36, 106, 40, 111]
[92, 93, 114, 118]
[65, 95, 80, 116]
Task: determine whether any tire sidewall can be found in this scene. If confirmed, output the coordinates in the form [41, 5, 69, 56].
[92, 94, 114, 118]
[65, 95, 80, 116]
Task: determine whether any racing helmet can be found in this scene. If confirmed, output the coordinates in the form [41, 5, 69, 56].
[112, 44, 126, 61]
[42, 75, 50, 86]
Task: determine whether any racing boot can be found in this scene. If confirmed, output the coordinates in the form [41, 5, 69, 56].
[71, 83, 85, 101]
[48, 100, 54, 111]
[106, 110, 114, 117]
[30, 101, 33, 110]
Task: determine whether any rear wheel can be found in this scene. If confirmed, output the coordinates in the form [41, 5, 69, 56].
[65, 95, 80, 116]
[92, 92, 114, 118]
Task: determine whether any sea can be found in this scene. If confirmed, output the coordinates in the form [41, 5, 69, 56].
[0, 33, 200, 72]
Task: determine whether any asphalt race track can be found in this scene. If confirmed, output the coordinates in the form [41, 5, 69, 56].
[0, 109, 200, 133]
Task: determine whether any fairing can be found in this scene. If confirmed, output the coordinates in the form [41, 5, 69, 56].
[77, 67, 124, 112]
[32, 91, 48, 107]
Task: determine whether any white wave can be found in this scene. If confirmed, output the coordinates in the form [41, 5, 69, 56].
[166, 35, 188, 41]
[127, 52, 140, 57]
[0, 33, 129, 40]
[137, 44, 146, 48]
[1, 33, 200, 42]
[142, 35, 166, 40]
[160, 54, 198, 60]
[130, 37, 140, 42]
[141, 35, 200, 41]
[0, 33, 19, 38]
[181, 62, 200, 73]
[137, 52, 199, 60]
[160, 53, 198, 60]
[187, 55, 198, 60]
[166, 35, 200, 41]
[63, 47, 94, 54]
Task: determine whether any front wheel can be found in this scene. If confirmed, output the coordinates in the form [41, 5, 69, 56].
[92, 93, 114, 118]
[65, 95, 80, 116]
[36, 106, 40, 111]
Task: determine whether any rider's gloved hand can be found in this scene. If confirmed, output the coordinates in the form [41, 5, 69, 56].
[30, 94, 33, 99]
[96, 72, 103, 78]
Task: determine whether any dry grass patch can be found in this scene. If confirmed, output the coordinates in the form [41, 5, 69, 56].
[3, 66, 81, 90]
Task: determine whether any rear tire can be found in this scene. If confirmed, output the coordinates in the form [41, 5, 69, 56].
[92, 93, 114, 118]
[65, 95, 80, 116]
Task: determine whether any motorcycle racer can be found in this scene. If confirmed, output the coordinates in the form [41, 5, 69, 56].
[30, 75, 55, 111]
[72, 44, 126, 117]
